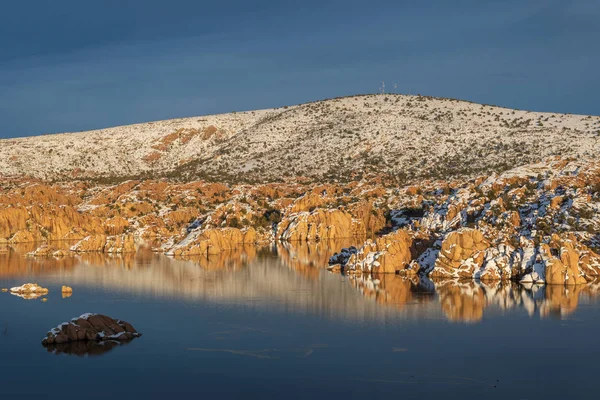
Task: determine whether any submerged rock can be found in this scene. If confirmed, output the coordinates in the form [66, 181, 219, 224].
[42, 314, 141, 347]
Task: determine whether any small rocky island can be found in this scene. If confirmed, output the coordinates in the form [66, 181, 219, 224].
[42, 314, 141, 351]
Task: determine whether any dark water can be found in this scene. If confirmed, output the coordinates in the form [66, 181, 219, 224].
[1, 243, 600, 399]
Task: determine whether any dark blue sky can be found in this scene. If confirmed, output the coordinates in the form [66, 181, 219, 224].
[1, 0, 598, 138]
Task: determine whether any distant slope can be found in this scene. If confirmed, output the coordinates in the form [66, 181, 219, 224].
[1, 94, 599, 183]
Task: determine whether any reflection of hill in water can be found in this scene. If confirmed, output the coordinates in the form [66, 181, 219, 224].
[2, 242, 599, 323]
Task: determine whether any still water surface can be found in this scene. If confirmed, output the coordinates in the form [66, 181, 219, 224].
[1, 242, 599, 399]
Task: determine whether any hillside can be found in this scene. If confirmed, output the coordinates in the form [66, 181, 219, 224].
[1, 94, 599, 183]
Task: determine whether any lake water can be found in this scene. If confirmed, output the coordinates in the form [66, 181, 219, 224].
[1, 242, 599, 399]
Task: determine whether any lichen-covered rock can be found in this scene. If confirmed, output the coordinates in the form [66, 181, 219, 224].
[42, 313, 141, 346]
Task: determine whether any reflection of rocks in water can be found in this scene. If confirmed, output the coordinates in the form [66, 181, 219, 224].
[0, 242, 141, 277]
[277, 239, 358, 280]
[44, 339, 130, 357]
[4, 240, 600, 324]
[0, 242, 172, 282]
[78, 252, 137, 269]
[0, 244, 78, 278]
[436, 279, 487, 323]
[348, 273, 435, 310]
[539, 285, 581, 318]
[176, 244, 261, 270]
[433, 278, 600, 322]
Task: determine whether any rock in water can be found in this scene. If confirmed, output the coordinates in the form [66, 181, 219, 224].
[42, 314, 141, 347]
[10, 283, 49, 299]
[61, 286, 73, 298]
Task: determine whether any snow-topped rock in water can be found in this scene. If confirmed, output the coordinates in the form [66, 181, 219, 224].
[9, 283, 49, 300]
[42, 314, 141, 347]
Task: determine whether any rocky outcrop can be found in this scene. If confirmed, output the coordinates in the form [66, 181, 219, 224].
[277, 209, 366, 242]
[552, 234, 600, 278]
[331, 230, 414, 274]
[430, 229, 489, 279]
[539, 239, 587, 285]
[478, 244, 523, 281]
[70, 234, 136, 253]
[166, 227, 264, 257]
[519, 234, 599, 285]
[27, 244, 69, 257]
[1, 201, 107, 243]
[42, 314, 141, 346]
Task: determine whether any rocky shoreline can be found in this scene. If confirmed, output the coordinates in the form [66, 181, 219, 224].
[1, 157, 598, 286]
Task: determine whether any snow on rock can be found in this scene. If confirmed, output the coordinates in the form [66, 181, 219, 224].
[42, 314, 141, 347]
[328, 246, 358, 266]
[329, 230, 415, 274]
[9, 283, 49, 300]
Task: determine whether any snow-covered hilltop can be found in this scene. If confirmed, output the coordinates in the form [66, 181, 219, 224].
[1, 94, 599, 182]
